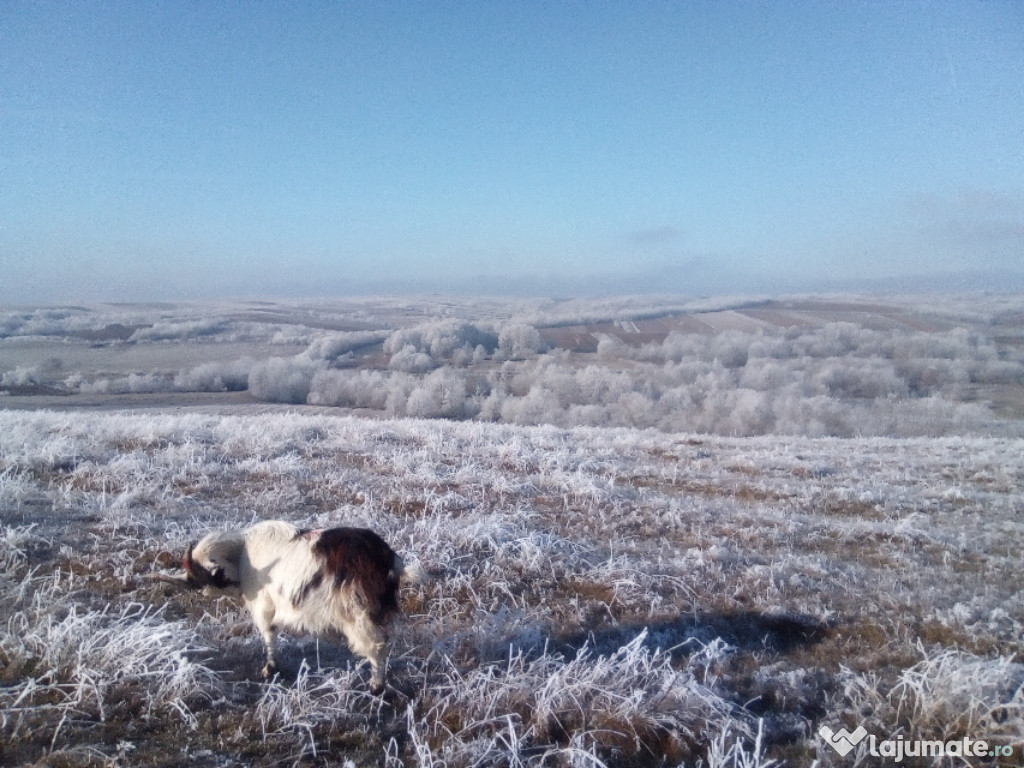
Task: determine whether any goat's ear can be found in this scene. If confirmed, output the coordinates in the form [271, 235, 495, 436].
[182, 543, 214, 588]
[207, 544, 241, 587]
[208, 563, 240, 589]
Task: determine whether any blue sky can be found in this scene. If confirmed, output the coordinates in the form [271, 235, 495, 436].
[2, 2, 1022, 302]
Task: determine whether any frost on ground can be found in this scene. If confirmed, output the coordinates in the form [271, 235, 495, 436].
[3, 294, 1024, 438]
[1, 410, 1022, 766]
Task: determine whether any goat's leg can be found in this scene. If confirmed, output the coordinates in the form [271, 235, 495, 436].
[260, 626, 279, 679]
[343, 617, 388, 695]
[249, 600, 279, 678]
[367, 642, 387, 696]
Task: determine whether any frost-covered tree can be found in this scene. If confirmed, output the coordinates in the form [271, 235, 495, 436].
[308, 369, 396, 409]
[814, 358, 908, 399]
[302, 331, 388, 362]
[707, 330, 752, 368]
[174, 359, 253, 392]
[388, 344, 436, 373]
[406, 368, 473, 419]
[248, 357, 320, 404]
[384, 321, 496, 360]
[498, 323, 546, 360]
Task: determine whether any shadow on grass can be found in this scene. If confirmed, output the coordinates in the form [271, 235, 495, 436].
[246, 611, 834, 690]
[548, 611, 836, 751]
[552, 610, 834, 661]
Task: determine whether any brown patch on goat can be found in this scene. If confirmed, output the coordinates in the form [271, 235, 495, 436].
[313, 527, 400, 624]
[291, 569, 325, 607]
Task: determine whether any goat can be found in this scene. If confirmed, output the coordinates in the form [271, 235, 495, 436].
[149, 520, 423, 694]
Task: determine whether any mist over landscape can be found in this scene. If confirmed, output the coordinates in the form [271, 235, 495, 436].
[3, 293, 1023, 438]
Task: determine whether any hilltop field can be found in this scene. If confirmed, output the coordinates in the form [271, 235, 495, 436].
[1, 294, 1022, 766]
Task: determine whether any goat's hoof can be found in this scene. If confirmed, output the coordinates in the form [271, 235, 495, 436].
[370, 680, 385, 696]
[261, 662, 277, 679]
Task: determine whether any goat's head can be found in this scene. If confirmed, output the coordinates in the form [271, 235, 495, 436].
[146, 532, 243, 593]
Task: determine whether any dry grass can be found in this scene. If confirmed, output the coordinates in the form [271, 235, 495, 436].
[1, 410, 1022, 766]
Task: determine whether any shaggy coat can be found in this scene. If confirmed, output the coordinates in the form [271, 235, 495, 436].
[175, 520, 417, 694]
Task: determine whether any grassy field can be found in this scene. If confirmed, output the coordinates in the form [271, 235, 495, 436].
[1, 409, 1022, 766]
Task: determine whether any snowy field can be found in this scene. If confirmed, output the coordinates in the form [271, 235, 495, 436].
[1, 410, 1022, 766]
[1, 294, 1023, 766]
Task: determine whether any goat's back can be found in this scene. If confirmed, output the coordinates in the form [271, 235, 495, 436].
[311, 527, 401, 624]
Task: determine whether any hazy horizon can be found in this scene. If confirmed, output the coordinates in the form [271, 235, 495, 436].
[3, 3, 1022, 304]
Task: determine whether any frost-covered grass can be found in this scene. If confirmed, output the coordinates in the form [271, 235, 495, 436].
[1, 409, 1022, 766]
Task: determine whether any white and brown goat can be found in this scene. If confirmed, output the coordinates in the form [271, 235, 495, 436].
[150, 520, 423, 694]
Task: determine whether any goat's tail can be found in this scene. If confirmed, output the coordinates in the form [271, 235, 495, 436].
[393, 554, 432, 585]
